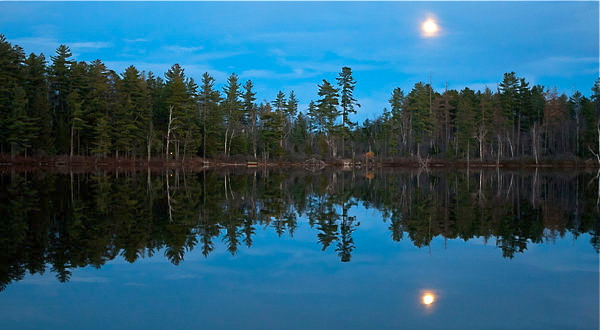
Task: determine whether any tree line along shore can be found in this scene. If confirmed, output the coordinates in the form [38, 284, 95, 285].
[1, 35, 599, 168]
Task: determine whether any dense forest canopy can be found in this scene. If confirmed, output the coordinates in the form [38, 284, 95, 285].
[1, 36, 599, 162]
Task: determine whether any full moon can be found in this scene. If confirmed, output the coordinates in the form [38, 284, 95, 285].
[422, 293, 435, 305]
[422, 18, 439, 36]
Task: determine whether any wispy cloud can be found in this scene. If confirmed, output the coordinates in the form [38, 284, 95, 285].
[12, 36, 59, 49]
[240, 68, 317, 81]
[273, 58, 381, 78]
[124, 38, 149, 43]
[70, 41, 112, 49]
[188, 50, 247, 62]
[163, 45, 204, 54]
[524, 56, 599, 78]
[12, 37, 112, 52]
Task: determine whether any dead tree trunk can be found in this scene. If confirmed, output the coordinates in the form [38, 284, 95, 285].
[166, 105, 175, 160]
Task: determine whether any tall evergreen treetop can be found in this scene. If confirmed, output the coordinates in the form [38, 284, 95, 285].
[336, 66, 359, 129]
[272, 90, 287, 112]
[592, 77, 600, 113]
[222, 73, 243, 130]
[315, 79, 339, 134]
[199, 72, 222, 158]
[285, 90, 299, 120]
[223, 73, 242, 108]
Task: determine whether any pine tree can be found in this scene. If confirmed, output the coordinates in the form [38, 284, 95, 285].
[8, 86, 37, 157]
[164, 64, 198, 160]
[406, 82, 433, 156]
[315, 80, 339, 157]
[336, 67, 359, 157]
[221, 73, 243, 157]
[198, 72, 222, 158]
[0, 36, 26, 154]
[49, 45, 74, 154]
[498, 72, 520, 157]
[24, 53, 53, 155]
[270, 91, 288, 151]
[569, 91, 585, 156]
[242, 80, 258, 159]
[388, 87, 407, 155]
[271, 90, 287, 112]
[260, 103, 285, 159]
[146, 71, 165, 158]
[116, 65, 151, 159]
[291, 112, 310, 155]
[91, 114, 111, 157]
[285, 90, 298, 120]
[455, 88, 477, 160]
[474, 88, 494, 161]
[85, 60, 113, 156]
[67, 90, 86, 157]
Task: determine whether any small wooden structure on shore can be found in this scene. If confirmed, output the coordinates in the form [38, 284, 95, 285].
[342, 159, 362, 169]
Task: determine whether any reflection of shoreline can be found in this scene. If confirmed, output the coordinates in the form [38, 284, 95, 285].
[1, 156, 600, 174]
[0, 169, 598, 290]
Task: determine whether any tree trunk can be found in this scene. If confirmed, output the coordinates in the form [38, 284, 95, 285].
[182, 137, 187, 163]
[70, 123, 74, 158]
[166, 105, 174, 160]
[532, 124, 539, 165]
[229, 129, 235, 156]
[147, 133, 152, 163]
[467, 141, 470, 168]
[506, 133, 514, 158]
[224, 127, 229, 158]
[597, 125, 600, 164]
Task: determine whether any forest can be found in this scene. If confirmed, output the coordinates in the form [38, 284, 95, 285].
[1, 35, 599, 164]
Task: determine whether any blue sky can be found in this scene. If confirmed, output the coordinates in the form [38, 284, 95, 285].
[1, 1, 598, 122]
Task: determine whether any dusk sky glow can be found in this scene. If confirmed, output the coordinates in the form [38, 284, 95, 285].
[1, 1, 598, 122]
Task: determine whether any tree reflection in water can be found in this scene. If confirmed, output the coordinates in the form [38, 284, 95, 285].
[1, 168, 598, 290]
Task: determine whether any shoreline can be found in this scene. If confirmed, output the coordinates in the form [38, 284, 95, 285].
[1, 155, 599, 171]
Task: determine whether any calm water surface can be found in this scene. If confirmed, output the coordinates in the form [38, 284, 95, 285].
[1, 169, 598, 329]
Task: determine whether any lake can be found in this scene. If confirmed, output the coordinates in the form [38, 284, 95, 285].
[1, 168, 598, 329]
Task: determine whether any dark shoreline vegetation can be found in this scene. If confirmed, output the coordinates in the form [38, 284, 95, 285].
[1, 168, 599, 291]
[1, 154, 599, 172]
[1, 35, 600, 165]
